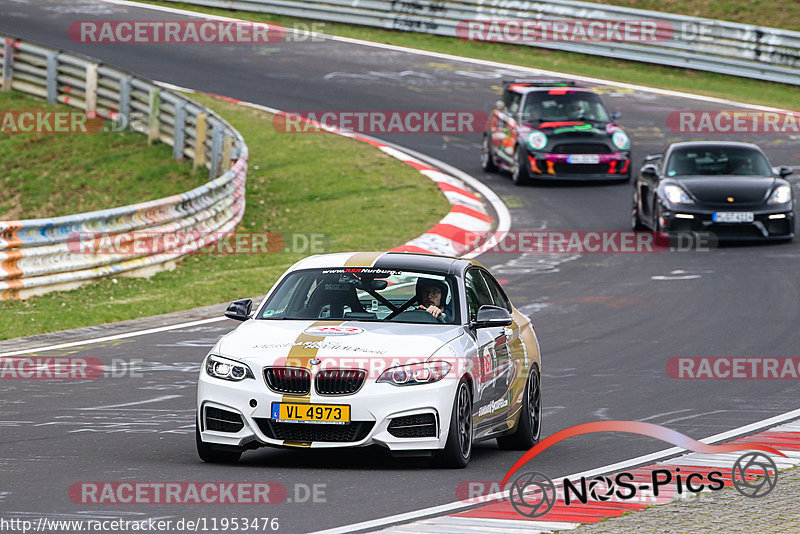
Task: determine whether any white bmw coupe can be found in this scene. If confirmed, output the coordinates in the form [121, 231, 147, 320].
[197, 251, 541, 468]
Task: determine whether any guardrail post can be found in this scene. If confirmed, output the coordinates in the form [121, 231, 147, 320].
[147, 86, 160, 144]
[172, 100, 186, 161]
[85, 63, 98, 118]
[46, 52, 58, 104]
[221, 135, 233, 170]
[119, 75, 132, 129]
[193, 112, 208, 170]
[210, 123, 223, 179]
[1, 38, 13, 91]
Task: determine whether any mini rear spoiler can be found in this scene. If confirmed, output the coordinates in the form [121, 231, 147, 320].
[503, 79, 578, 88]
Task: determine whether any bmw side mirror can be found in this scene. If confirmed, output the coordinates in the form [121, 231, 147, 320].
[225, 299, 253, 321]
[778, 166, 794, 178]
[641, 164, 658, 178]
[610, 110, 621, 121]
[471, 305, 513, 329]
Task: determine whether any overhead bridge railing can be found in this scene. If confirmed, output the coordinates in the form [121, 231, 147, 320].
[161, 0, 800, 86]
[0, 34, 248, 300]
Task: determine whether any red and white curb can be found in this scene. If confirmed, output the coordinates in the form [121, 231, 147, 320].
[178, 87, 497, 258]
[366, 419, 800, 533]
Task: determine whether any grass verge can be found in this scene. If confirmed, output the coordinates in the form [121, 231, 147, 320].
[0, 93, 451, 340]
[0, 91, 206, 220]
[589, 0, 800, 31]
[137, 1, 800, 111]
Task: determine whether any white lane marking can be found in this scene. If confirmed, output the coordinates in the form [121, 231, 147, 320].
[103, 0, 797, 113]
[0, 317, 226, 358]
[661, 409, 728, 425]
[637, 409, 693, 422]
[79, 395, 183, 411]
[310, 405, 800, 534]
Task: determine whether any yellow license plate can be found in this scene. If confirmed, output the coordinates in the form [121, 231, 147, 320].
[271, 402, 350, 424]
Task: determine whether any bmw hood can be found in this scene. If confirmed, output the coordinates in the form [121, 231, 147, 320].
[215, 320, 464, 368]
[676, 176, 776, 205]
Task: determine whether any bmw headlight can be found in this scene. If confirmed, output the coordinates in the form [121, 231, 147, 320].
[205, 355, 254, 381]
[611, 130, 630, 150]
[768, 185, 792, 204]
[526, 131, 547, 151]
[663, 184, 694, 204]
[377, 361, 452, 386]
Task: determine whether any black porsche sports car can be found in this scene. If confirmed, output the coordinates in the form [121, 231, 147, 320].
[632, 141, 795, 241]
[481, 80, 632, 185]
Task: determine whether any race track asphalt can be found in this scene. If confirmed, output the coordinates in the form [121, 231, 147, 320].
[1, 1, 800, 532]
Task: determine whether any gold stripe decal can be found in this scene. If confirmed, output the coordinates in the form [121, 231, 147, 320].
[279, 320, 344, 447]
[344, 251, 385, 267]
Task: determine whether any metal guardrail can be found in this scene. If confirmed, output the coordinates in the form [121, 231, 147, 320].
[159, 0, 800, 86]
[0, 34, 248, 300]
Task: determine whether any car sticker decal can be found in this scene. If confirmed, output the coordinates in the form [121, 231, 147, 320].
[343, 251, 385, 267]
[280, 320, 345, 448]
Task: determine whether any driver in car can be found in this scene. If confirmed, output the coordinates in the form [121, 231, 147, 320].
[416, 279, 448, 320]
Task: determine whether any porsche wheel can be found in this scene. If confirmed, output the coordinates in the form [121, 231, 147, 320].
[632, 190, 646, 231]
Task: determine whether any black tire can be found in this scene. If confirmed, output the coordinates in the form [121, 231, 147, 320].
[511, 145, 532, 186]
[497, 365, 542, 450]
[632, 190, 646, 231]
[196, 420, 242, 463]
[480, 134, 498, 172]
[654, 202, 666, 233]
[434, 379, 473, 468]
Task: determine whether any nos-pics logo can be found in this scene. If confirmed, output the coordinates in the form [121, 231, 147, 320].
[501, 421, 781, 519]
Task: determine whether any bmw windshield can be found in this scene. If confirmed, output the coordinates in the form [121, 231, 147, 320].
[258, 268, 460, 324]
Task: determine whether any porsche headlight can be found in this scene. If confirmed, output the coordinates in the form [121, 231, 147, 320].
[611, 130, 630, 150]
[768, 185, 792, 204]
[205, 355, 254, 381]
[377, 361, 452, 386]
[526, 131, 547, 151]
[663, 184, 694, 204]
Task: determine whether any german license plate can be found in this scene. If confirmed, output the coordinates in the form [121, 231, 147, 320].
[567, 154, 600, 164]
[713, 212, 754, 223]
[271, 402, 350, 424]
